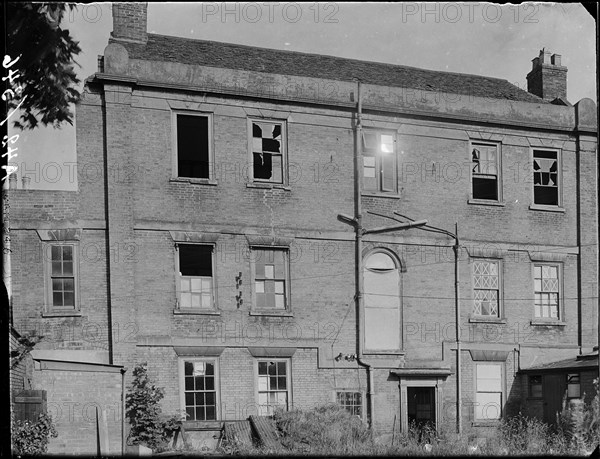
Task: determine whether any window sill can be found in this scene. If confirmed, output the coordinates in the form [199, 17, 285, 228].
[249, 310, 294, 317]
[170, 177, 218, 186]
[361, 192, 401, 199]
[246, 182, 291, 191]
[469, 317, 507, 324]
[472, 420, 500, 427]
[182, 421, 222, 431]
[174, 309, 221, 316]
[530, 320, 566, 327]
[362, 350, 405, 356]
[467, 199, 506, 207]
[42, 311, 82, 318]
[529, 204, 565, 213]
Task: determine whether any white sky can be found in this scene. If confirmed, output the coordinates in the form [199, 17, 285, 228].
[8, 2, 597, 190]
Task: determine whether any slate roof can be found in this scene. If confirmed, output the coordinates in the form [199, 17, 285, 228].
[114, 34, 546, 103]
[521, 350, 599, 373]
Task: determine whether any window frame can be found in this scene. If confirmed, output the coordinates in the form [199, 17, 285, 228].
[335, 390, 364, 419]
[247, 117, 288, 186]
[250, 246, 291, 314]
[566, 373, 581, 399]
[174, 243, 218, 313]
[44, 242, 80, 315]
[528, 375, 543, 399]
[470, 141, 502, 203]
[178, 357, 220, 421]
[531, 147, 562, 208]
[255, 358, 292, 416]
[362, 248, 403, 354]
[474, 362, 504, 422]
[532, 262, 563, 322]
[361, 129, 398, 194]
[171, 110, 215, 182]
[470, 258, 503, 319]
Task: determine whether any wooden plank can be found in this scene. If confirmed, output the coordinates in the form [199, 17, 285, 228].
[249, 415, 279, 448]
[224, 420, 253, 446]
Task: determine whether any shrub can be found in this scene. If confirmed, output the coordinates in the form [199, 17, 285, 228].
[125, 363, 183, 452]
[12, 413, 58, 456]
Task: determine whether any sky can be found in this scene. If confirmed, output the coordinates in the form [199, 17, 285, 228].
[7, 2, 597, 190]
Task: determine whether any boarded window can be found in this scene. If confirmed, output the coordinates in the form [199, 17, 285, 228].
[533, 264, 559, 319]
[475, 364, 502, 420]
[254, 248, 287, 310]
[472, 143, 499, 200]
[178, 245, 214, 309]
[183, 360, 217, 421]
[362, 131, 396, 193]
[533, 150, 559, 206]
[472, 260, 500, 317]
[257, 360, 289, 415]
[177, 114, 210, 179]
[363, 251, 400, 351]
[252, 121, 284, 183]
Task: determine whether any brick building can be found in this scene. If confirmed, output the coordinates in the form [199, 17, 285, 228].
[7, 3, 598, 453]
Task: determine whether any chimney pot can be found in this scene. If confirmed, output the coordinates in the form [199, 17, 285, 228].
[551, 54, 561, 66]
[8, 173, 17, 190]
[22, 176, 31, 190]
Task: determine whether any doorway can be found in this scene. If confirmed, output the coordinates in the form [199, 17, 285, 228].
[407, 387, 436, 429]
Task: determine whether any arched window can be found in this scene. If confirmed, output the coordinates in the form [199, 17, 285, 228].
[363, 251, 401, 352]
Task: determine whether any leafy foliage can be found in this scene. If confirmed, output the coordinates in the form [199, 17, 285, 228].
[6, 2, 81, 130]
[125, 363, 183, 452]
[12, 413, 58, 455]
[10, 333, 43, 370]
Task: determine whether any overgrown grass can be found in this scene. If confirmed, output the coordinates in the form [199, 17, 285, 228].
[220, 379, 599, 456]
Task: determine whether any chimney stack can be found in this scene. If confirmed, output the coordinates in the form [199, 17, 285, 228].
[111, 3, 148, 44]
[526, 48, 568, 103]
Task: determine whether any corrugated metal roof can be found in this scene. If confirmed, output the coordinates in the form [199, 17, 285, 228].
[114, 34, 545, 103]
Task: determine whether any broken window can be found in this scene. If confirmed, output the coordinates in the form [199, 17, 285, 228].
[182, 359, 218, 421]
[533, 264, 560, 320]
[528, 375, 543, 398]
[472, 143, 500, 201]
[177, 244, 214, 309]
[472, 260, 500, 317]
[475, 363, 503, 421]
[48, 244, 78, 310]
[253, 248, 288, 310]
[336, 391, 363, 418]
[567, 373, 580, 399]
[533, 149, 560, 206]
[251, 120, 285, 184]
[257, 360, 289, 415]
[176, 113, 211, 179]
[363, 251, 401, 352]
[362, 131, 397, 193]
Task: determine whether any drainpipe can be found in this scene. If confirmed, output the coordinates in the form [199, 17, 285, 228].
[453, 223, 461, 435]
[353, 79, 375, 428]
[121, 367, 127, 455]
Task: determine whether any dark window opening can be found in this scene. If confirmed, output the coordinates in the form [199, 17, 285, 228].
[252, 122, 283, 183]
[472, 145, 499, 201]
[177, 114, 210, 179]
[533, 150, 559, 206]
[50, 245, 75, 308]
[179, 245, 212, 277]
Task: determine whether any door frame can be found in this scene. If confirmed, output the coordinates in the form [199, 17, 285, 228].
[399, 378, 443, 433]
